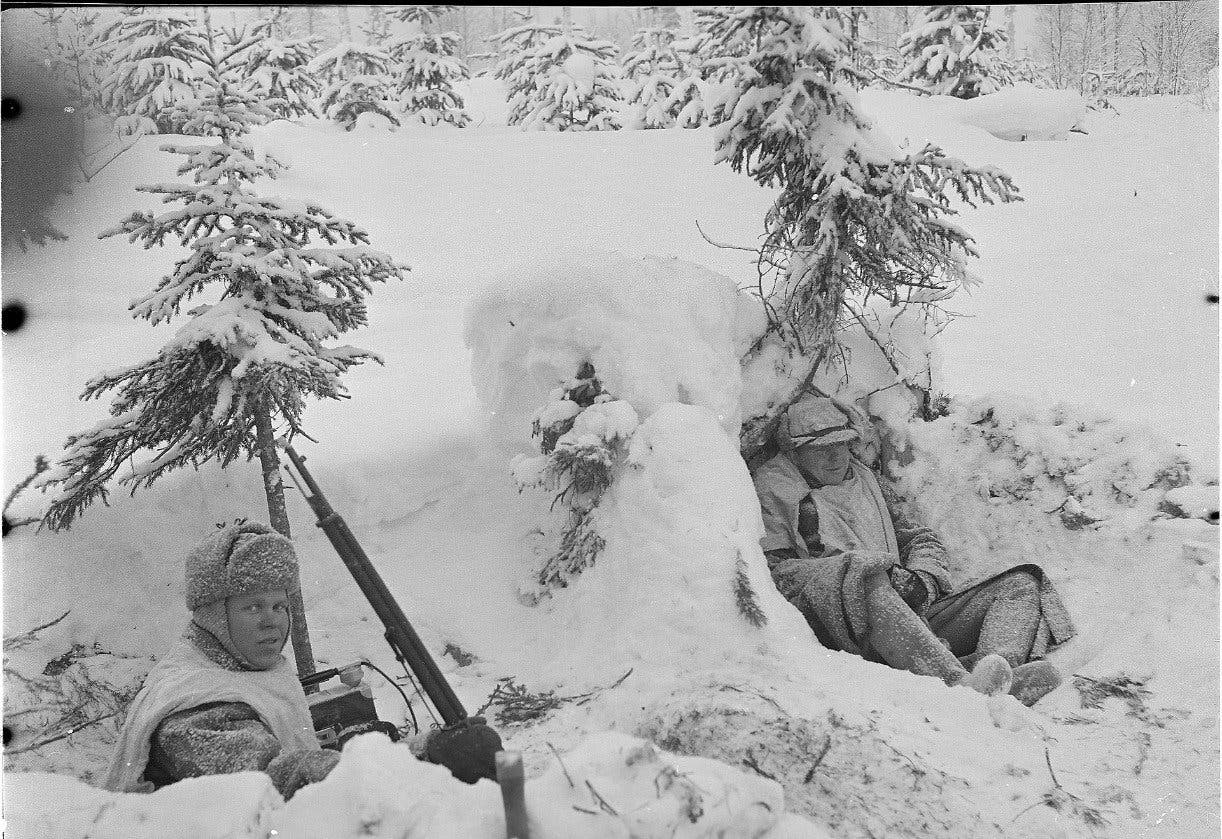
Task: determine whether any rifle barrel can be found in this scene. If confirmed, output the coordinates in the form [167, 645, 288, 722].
[284, 446, 469, 726]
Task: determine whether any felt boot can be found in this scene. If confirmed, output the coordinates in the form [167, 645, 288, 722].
[957, 653, 1013, 696]
[1009, 660, 1062, 706]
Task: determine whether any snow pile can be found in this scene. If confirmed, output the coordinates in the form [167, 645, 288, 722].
[861, 85, 1088, 143]
[5, 732, 827, 839]
[891, 394, 1202, 559]
[465, 253, 761, 448]
[520, 402, 817, 685]
[957, 84, 1088, 141]
[3, 769, 280, 839]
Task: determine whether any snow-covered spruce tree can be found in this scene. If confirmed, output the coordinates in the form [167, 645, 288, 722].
[896, 5, 1011, 98]
[309, 42, 400, 130]
[387, 5, 472, 127]
[243, 34, 323, 120]
[34, 7, 110, 117]
[39, 31, 408, 675]
[491, 22, 563, 125]
[492, 23, 624, 131]
[98, 9, 208, 134]
[707, 8, 1019, 459]
[622, 25, 687, 129]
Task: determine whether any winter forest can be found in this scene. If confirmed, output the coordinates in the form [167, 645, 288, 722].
[1, 4, 1218, 839]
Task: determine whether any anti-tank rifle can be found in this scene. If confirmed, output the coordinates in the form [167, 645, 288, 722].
[281, 442, 503, 785]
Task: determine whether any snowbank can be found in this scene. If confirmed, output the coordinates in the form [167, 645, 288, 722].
[864, 85, 1088, 142]
[4, 732, 828, 839]
[465, 252, 762, 448]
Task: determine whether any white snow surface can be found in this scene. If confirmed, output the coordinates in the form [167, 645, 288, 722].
[3, 78, 1218, 838]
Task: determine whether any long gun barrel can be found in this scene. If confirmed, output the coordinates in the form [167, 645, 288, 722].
[282, 444, 468, 726]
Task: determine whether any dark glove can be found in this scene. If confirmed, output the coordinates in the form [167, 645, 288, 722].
[425, 716, 503, 784]
[888, 566, 929, 612]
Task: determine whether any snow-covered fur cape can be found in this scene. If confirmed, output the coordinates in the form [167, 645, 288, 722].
[752, 453, 1075, 658]
[105, 635, 318, 793]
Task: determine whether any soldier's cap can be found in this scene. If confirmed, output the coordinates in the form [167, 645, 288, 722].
[780, 396, 859, 449]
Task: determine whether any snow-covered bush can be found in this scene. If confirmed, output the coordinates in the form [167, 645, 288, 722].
[492, 23, 624, 131]
[897, 5, 1011, 99]
[243, 35, 323, 120]
[310, 42, 400, 131]
[98, 10, 206, 134]
[512, 364, 636, 596]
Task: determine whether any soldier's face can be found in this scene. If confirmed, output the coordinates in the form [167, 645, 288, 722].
[794, 442, 851, 488]
[226, 589, 291, 670]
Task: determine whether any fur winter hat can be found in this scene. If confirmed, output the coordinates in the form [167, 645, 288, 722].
[185, 521, 299, 610]
[777, 396, 859, 452]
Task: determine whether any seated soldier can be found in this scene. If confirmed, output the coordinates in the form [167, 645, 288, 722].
[105, 521, 340, 798]
[752, 396, 1074, 706]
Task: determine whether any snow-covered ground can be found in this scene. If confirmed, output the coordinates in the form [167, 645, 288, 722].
[3, 78, 1218, 838]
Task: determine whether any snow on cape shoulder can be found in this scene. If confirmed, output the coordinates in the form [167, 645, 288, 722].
[6, 733, 829, 839]
[464, 252, 761, 449]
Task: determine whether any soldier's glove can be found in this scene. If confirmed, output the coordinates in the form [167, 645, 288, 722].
[888, 566, 929, 612]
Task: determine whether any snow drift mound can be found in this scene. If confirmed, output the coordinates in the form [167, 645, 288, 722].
[465, 254, 815, 688]
[5, 732, 829, 839]
[465, 252, 761, 449]
[861, 85, 1088, 143]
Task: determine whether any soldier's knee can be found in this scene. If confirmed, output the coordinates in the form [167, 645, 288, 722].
[1001, 570, 1039, 597]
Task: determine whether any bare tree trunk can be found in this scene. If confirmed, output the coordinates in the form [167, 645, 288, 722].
[254, 402, 316, 681]
[306, 6, 316, 37]
[1112, 3, 1121, 73]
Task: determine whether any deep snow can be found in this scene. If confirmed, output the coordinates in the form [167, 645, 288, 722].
[2, 77, 1218, 838]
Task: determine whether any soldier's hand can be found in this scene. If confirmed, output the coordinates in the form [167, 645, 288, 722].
[888, 566, 928, 611]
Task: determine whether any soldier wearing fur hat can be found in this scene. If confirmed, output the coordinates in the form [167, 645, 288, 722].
[752, 396, 1074, 706]
[105, 521, 340, 798]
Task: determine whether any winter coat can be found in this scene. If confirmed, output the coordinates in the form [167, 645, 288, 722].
[105, 625, 336, 798]
[753, 454, 953, 588]
[751, 453, 1074, 659]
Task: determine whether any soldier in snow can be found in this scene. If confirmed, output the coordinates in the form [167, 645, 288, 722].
[105, 522, 340, 798]
[752, 396, 1074, 706]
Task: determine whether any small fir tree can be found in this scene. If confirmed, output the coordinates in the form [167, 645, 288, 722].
[896, 5, 1010, 98]
[310, 42, 400, 129]
[243, 35, 324, 120]
[707, 7, 1019, 459]
[33, 7, 109, 117]
[491, 22, 563, 126]
[388, 5, 471, 126]
[39, 27, 409, 676]
[492, 23, 624, 131]
[98, 9, 208, 134]
[622, 25, 687, 129]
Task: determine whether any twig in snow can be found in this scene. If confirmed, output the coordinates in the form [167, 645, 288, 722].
[803, 736, 832, 783]
[741, 747, 777, 781]
[585, 779, 620, 816]
[546, 740, 575, 788]
[4, 611, 71, 650]
[6, 710, 118, 754]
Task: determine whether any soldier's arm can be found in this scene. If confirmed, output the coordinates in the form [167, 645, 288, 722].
[878, 478, 951, 600]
